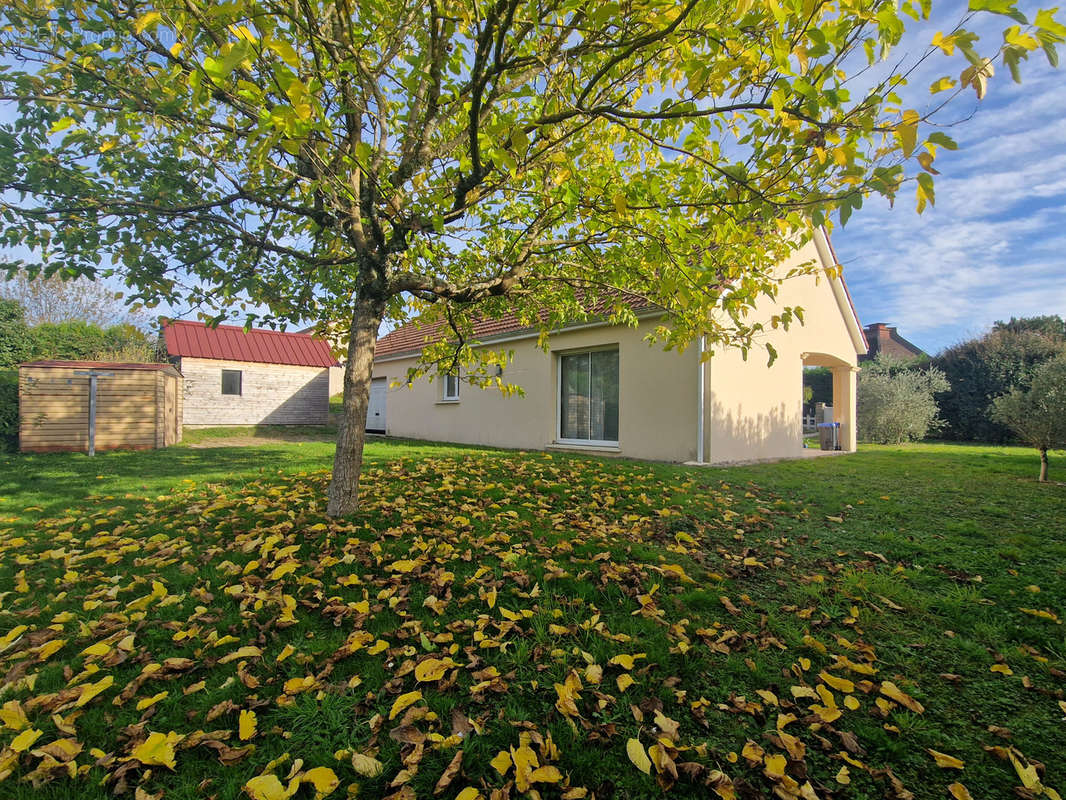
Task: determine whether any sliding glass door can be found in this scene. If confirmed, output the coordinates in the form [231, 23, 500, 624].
[559, 349, 619, 444]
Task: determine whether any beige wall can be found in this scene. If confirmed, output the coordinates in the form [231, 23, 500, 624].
[179, 357, 329, 426]
[706, 237, 861, 463]
[373, 318, 701, 462]
[373, 235, 862, 463]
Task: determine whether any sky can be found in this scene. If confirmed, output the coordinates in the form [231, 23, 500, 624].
[831, 7, 1066, 355]
[2, 7, 1064, 354]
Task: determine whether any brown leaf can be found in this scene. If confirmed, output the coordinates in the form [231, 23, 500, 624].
[433, 749, 463, 795]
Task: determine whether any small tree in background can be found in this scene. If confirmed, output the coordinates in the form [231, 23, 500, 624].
[992, 354, 1066, 482]
[0, 272, 149, 329]
[857, 355, 949, 445]
[0, 299, 33, 369]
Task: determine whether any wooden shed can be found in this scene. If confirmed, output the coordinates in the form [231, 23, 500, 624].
[19, 361, 183, 453]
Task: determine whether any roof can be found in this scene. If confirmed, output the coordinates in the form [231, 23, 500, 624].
[162, 320, 339, 368]
[21, 360, 181, 376]
[375, 292, 657, 359]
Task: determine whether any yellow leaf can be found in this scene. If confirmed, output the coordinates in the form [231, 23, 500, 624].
[11, 728, 43, 752]
[283, 676, 316, 695]
[0, 701, 29, 731]
[819, 671, 854, 693]
[585, 664, 603, 684]
[490, 750, 513, 776]
[351, 752, 385, 778]
[879, 681, 924, 714]
[388, 691, 422, 720]
[131, 731, 180, 770]
[844, 695, 861, 711]
[276, 645, 295, 663]
[136, 691, 168, 711]
[302, 766, 340, 798]
[1007, 748, 1041, 791]
[616, 673, 635, 692]
[244, 774, 298, 800]
[990, 663, 1013, 675]
[75, 675, 114, 708]
[948, 782, 974, 800]
[35, 639, 66, 662]
[415, 658, 455, 683]
[81, 641, 112, 658]
[531, 765, 563, 784]
[219, 646, 263, 664]
[133, 11, 162, 34]
[388, 559, 418, 573]
[626, 738, 652, 775]
[764, 753, 787, 778]
[836, 765, 851, 784]
[927, 749, 964, 769]
[239, 709, 257, 741]
[455, 789, 483, 800]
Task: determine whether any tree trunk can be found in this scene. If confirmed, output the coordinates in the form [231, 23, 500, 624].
[1039, 447, 1048, 482]
[327, 296, 385, 517]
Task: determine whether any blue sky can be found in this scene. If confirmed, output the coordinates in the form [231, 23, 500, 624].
[831, 9, 1066, 355]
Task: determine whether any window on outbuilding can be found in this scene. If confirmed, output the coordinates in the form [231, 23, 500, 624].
[558, 348, 619, 444]
[221, 369, 242, 396]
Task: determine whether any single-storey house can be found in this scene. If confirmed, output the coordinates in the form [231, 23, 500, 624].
[163, 321, 339, 426]
[368, 228, 867, 463]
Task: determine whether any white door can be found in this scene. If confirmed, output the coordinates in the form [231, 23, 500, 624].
[366, 378, 387, 433]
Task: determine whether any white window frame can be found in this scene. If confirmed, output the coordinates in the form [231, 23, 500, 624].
[555, 346, 619, 447]
[441, 372, 460, 402]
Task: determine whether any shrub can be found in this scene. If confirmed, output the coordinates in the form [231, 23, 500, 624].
[933, 327, 1065, 442]
[0, 369, 18, 451]
[0, 299, 33, 369]
[857, 355, 949, 444]
[991, 354, 1066, 482]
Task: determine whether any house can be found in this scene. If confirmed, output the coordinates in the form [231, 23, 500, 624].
[860, 323, 926, 362]
[162, 321, 339, 426]
[367, 228, 867, 464]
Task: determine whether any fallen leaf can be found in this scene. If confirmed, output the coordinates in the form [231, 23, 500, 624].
[627, 738, 652, 775]
[927, 749, 964, 769]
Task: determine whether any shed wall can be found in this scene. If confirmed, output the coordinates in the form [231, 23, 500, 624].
[179, 357, 329, 426]
[19, 366, 175, 453]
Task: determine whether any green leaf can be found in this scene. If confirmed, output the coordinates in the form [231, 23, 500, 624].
[133, 11, 162, 35]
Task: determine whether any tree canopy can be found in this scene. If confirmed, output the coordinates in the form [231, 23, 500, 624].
[1, 0, 1062, 512]
[992, 353, 1066, 481]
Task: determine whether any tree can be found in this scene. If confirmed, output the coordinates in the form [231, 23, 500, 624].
[933, 327, 1065, 442]
[1, 3, 1062, 515]
[992, 354, 1066, 481]
[0, 270, 150, 328]
[857, 354, 949, 444]
[993, 314, 1066, 338]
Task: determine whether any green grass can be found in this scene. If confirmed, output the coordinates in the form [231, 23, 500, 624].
[0, 439, 1063, 799]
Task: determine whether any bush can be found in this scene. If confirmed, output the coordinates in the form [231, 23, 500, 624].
[0, 299, 33, 369]
[857, 355, 949, 444]
[0, 369, 18, 451]
[933, 327, 1065, 442]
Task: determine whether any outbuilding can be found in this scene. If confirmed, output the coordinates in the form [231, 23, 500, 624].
[162, 321, 339, 426]
[18, 361, 183, 453]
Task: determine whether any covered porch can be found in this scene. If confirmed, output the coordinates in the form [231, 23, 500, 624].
[801, 351, 859, 452]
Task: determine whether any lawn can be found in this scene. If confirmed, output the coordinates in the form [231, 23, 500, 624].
[0, 438, 1063, 800]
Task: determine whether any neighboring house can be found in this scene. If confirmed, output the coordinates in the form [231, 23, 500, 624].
[368, 228, 868, 464]
[860, 323, 926, 362]
[163, 321, 339, 426]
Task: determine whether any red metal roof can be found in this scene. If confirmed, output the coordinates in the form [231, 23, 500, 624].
[163, 321, 339, 368]
[21, 360, 180, 374]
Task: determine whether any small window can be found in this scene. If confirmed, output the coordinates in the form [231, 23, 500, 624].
[443, 373, 460, 401]
[221, 369, 242, 396]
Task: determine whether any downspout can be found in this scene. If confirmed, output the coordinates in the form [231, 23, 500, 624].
[696, 336, 706, 464]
